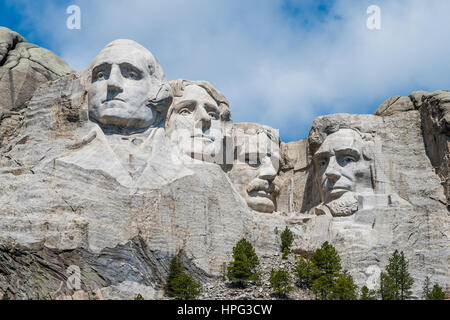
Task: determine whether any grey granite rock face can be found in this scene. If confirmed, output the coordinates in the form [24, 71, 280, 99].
[0, 27, 72, 115]
[0, 30, 448, 299]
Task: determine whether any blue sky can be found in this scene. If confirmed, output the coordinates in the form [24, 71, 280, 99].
[2, 0, 450, 142]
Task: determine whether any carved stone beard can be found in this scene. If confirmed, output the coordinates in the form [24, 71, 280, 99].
[324, 192, 358, 217]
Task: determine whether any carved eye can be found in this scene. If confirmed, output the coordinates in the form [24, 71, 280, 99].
[179, 108, 192, 116]
[128, 71, 139, 79]
[342, 156, 356, 164]
[318, 158, 328, 167]
[96, 71, 104, 80]
[208, 111, 219, 119]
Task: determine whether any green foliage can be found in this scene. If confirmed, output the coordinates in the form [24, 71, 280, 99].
[1, 293, 9, 300]
[280, 227, 294, 254]
[165, 254, 184, 296]
[269, 268, 293, 297]
[379, 272, 397, 300]
[282, 247, 289, 260]
[165, 254, 202, 300]
[428, 284, 445, 300]
[169, 272, 203, 300]
[379, 250, 414, 300]
[309, 241, 343, 300]
[295, 257, 319, 289]
[227, 238, 260, 285]
[311, 241, 342, 277]
[312, 275, 335, 300]
[330, 271, 358, 300]
[134, 293, 144, 300]
[422, 276, 445, 300]
[359, 285, 377, 300]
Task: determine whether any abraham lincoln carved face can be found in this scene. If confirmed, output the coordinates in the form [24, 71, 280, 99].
[312, 128, 374, 216]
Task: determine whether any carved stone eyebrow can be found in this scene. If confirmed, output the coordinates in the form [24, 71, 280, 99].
[119, 62, 143, 75]
[173, 100, 196, 112]
[92, 62, 111, 74]
[334, 147, 361, 159]
[313, 150, 332, 161]
[204, 103, 219, 113]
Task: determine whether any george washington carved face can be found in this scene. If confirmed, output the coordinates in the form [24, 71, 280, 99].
[87, 39, 171, 131]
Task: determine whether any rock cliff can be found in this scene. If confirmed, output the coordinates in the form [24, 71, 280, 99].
[0, 28, 447, 299]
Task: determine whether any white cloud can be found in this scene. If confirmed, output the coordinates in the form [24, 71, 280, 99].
[8, 0, 450, 141]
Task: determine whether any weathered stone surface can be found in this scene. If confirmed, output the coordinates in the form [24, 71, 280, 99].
[374, 96, 415, 116]
[420, 91, 450, 211]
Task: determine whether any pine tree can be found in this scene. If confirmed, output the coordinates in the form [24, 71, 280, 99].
[227, 238, 260, 286]
[170, 272, 203, 300]
[379, 272, 396, 300]
[134, 293, 144, 300]
[269, 268, 293, 297]
[165, 254, 185, 296]
[280, 227, 294, 255]
[295, 257, 319, 289]
[330, 271, 358, 300]
[312, 275, 334, 300]
[165, 253, 202, 299]
[311, 241, 342, 277]
[381, 250, 414, 300]
[310, 242, 343, 300]
[428, 284, 445, 300]
[360, 285, 377, 300]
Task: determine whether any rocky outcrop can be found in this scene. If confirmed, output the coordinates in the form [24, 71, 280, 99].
[0, 27, 72, 148]
[374, 90, 449, 211]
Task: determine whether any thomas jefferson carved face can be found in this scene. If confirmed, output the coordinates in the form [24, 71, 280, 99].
[228, 124, 280, 213]
[313, 129, 373, 213]
[87, 40, 168, 130]
[166, 82, 229, 162]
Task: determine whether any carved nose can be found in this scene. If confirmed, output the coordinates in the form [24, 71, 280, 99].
[197, 106, 211, 131]
[259, 157, 277, 181]
[107, 65, 123, 95]
[325, 170, 340, 182]
[324, 157, 341, 182]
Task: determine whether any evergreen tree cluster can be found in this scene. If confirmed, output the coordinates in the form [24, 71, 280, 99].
[296, 241, 358, 300]
[422, 276, 446, 300]
[162, 228, 446, 300]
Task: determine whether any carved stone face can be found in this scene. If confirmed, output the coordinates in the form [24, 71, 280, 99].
[313, 129, 372, 204]
[88, 41, 158, 129]
[228, 125, 280, 213]
[166, 85, 223, 162]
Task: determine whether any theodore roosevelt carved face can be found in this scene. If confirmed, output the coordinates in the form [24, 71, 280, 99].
[87, 39, 172, 131]
[312, 128, 374, 216]
[166, 80, 231, 163]
[228, 123, 280, 213]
